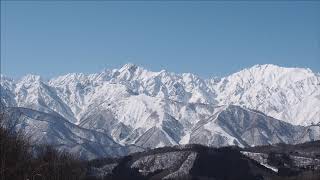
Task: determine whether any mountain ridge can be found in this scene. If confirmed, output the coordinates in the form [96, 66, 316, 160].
[1, 63, 319, 125]
[1, 64, 319, 159]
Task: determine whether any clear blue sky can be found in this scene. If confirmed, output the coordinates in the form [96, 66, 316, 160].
[1, 1, 320, 79]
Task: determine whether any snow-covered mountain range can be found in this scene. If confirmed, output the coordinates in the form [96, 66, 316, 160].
[1, 64, 319, 159]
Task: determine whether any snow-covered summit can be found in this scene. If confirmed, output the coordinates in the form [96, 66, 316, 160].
[215, 64, 320, 125]
[1, 63, 319, 126]
[1, 63, 319, 158]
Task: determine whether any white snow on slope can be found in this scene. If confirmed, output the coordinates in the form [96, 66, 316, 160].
[1, 64, 319, 158]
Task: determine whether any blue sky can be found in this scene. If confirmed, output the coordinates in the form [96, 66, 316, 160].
[1, 1, 320, 79]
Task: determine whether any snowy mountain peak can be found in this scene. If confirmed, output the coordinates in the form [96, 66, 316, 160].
[1, 64, 320, 158]
[119, 63, 139, 72]
[239, 64, 316, 81]
[50, 72, 88, 86]
[251, 63, 283, 70]
[1, 64, 319, 126]
[19, 74, 42, 84]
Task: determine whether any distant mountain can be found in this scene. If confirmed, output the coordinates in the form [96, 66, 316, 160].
[2, 64, 320, 125]
[1, 64, 319, 158]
